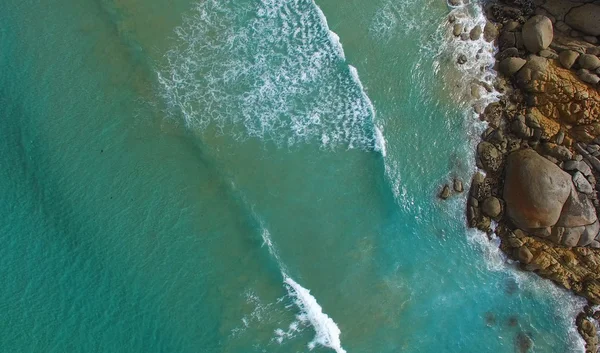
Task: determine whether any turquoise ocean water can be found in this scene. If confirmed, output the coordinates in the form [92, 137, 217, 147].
[0, 0, 588, 352]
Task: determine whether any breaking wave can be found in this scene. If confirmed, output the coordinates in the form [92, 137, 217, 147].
[157, 0, 381, 152]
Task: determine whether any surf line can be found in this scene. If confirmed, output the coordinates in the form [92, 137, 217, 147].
[260, 227, 347, 353]
[312, 0, 386, 157]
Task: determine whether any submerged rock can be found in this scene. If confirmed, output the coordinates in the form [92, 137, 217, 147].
[453, 23, 464, 37]
[515, 332, 533, 353]
[453, 178, 464, 193]
[440, 185, 451, 199]
[470, 25, 482, 40]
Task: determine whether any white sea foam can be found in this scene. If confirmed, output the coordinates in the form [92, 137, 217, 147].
[284, 277, 347, 353]
[262, 225, 346, 352]
[243, 197, 347, 352]
[370, 0, 424, 40]
[158, 0, 381, 154]
[438, 4, 501, 108]
[374, 125, 387, 157]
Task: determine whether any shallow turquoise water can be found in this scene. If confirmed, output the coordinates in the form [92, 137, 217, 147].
[0, 0, 586, 352]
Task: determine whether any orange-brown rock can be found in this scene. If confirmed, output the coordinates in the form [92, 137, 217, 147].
[499, 225, 600, 304]
[518, 59, 600, 142]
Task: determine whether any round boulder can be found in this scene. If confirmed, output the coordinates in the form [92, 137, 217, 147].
[556, 189, 597, 228]
[578, 54, 600, 70]
[482, 197, 502, 218]
[577, 69, 600, 85]
[559, 50, 580, 69]
[453, 24, 463, 37]
[565, 4, 600, 37]
[522, 15, 554, 53]
[504, 149, 573, 230]
[499, 57, 527, 76]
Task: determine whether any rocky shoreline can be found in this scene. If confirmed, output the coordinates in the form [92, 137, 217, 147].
[446, 0, 600, 351]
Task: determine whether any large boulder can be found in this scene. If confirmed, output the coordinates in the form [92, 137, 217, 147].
[558, 50, 579, 69]
[556, 189, 597, 227]
[578, 54, 600, 71]
[504, 149, 573, 230]
[522, 15, 554, 53]
[499, 57, 527, 76]
[541, 0, 578, 22]
[565, 4, 600, 36]
[573, 172, 594, 194]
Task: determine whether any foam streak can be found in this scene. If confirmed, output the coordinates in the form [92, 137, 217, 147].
[254, 208, 346, 352]
[158, 0, 383, 154]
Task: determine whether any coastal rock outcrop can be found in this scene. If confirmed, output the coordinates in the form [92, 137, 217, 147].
[498, 225, 600, 305]
[459, 0, 600, 349]
[517, 59, 600, 142]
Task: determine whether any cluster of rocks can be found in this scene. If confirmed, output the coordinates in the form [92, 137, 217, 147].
[468, 119, 600, 247]
[449, 0, 600, 351]
[451, 18, 500, 45]
[497, 15, 600, 92]
[579, 307, 600, 351]
[439, 178, 464, 199]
